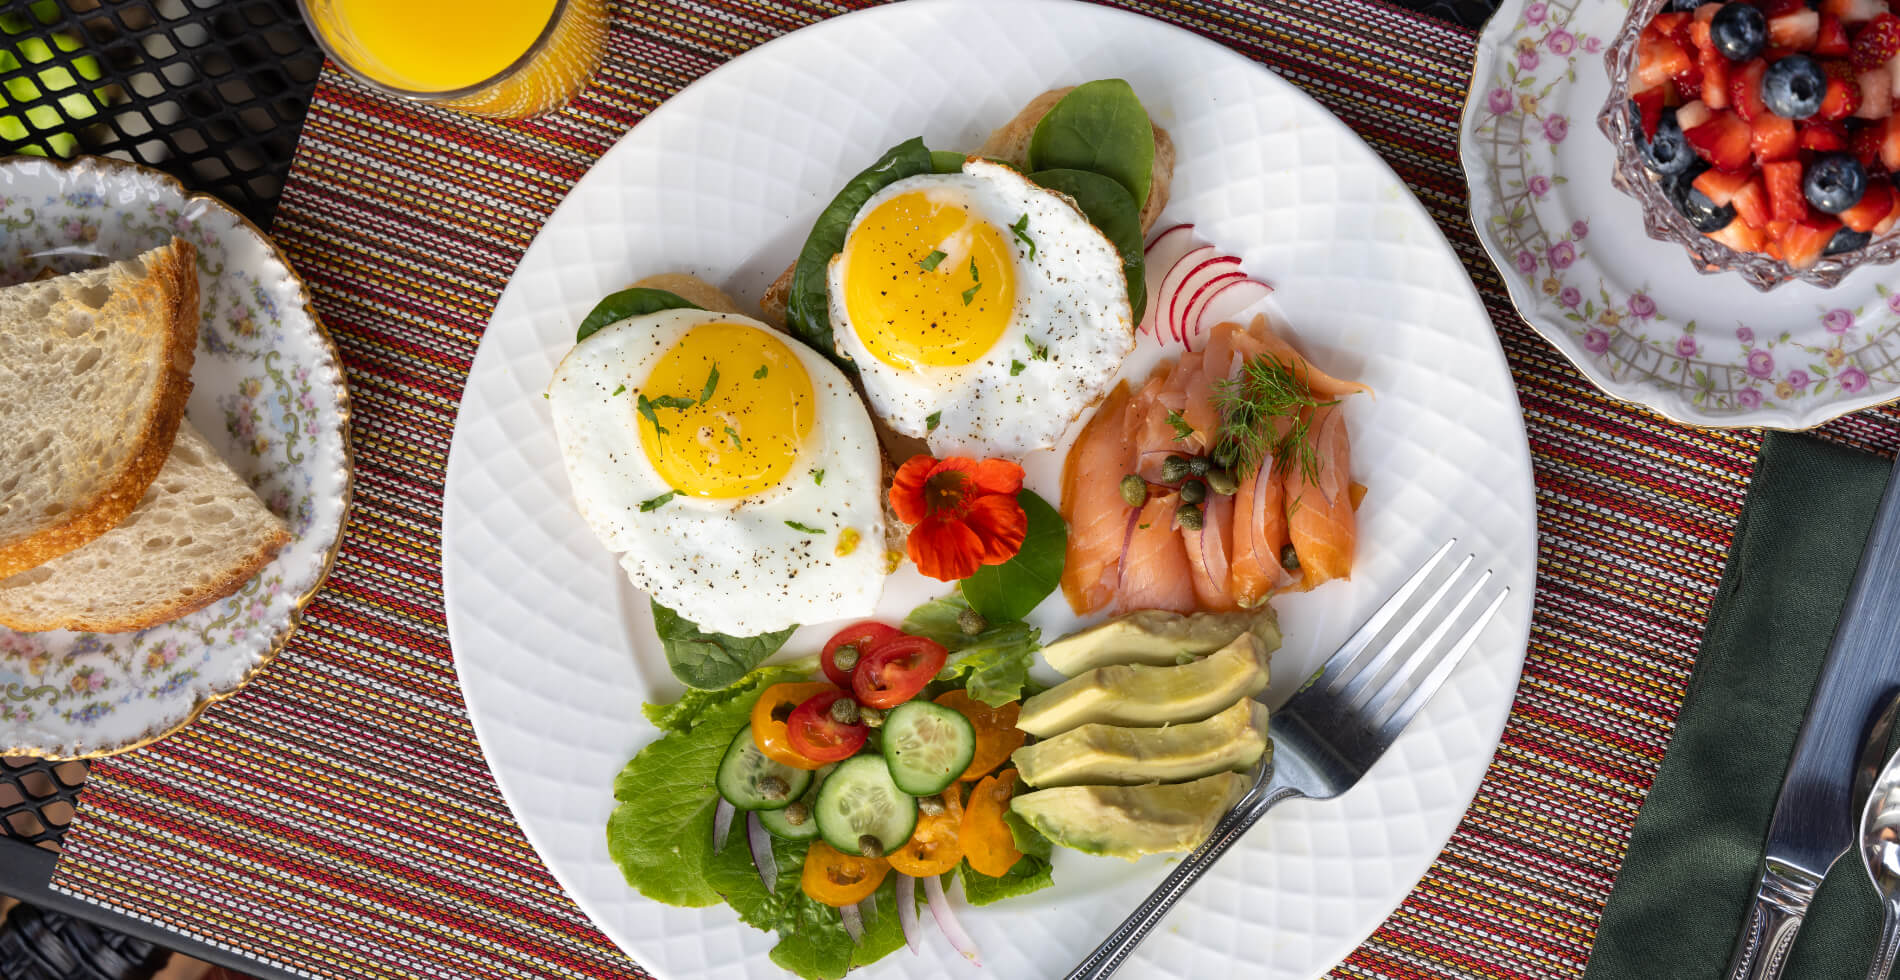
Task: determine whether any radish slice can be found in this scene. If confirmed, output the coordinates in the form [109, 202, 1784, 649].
[840, 903, 865, 944]
[1143, 224, 1200, 300]
[747, 812, 776, 891]
[1197, 278, 1274, 334]
[1155, 245, 1215, 344]
[1165, 255, 1242, 349]
[896, 874, 921, 955]
[924, 874, 981, 965]
[1180, 271, 1247, 347]
[712, 799, 735, 853]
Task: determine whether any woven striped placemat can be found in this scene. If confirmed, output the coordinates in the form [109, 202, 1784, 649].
[45, 0, 1900, 977]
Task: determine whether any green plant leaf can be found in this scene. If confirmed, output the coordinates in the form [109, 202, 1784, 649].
[1029, 167, 1146, 322]
[1026, 79, 1154, 220]
[960, 489, 1067, 625]
[905, 593, 1042, 706]
[576, 287, 701, 342]
[651, 599, 798, 689]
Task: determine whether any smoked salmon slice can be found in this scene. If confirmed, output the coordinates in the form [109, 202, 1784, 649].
[1282, 403, 1355, 589]
[1061, 381, 1136, 615]
[1226, 423, 1291, 607]
[1113, 495, 1197, 615]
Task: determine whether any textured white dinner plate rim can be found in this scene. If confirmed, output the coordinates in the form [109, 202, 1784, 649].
[443, 2, 1537, 978]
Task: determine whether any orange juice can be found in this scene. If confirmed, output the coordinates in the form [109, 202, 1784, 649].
[301, 0, 607, 119]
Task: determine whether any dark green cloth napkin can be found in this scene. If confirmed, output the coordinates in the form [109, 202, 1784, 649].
[1585, 431, 1894, 980]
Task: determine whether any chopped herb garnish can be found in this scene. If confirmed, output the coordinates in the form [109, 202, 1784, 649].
[962, 283, 981, 305]
[813, 469, 826, 485]
[1027, 338, 1050, 361]
[785, 520, 825, 535]
[926, 411, 942, 432]
[640, 492, 675, 512]
[636, 394, 670, 444]
[701, 365, 720, 403]
[724, 425, 743, 450]
[1138, 522, 1151, 530]
[1214, 354, 1339, 483]
[1010, 360, 1026, 376]
[1165, 409, 1194, 441]
[754, 365, 769, 379]
[918, 250, 947, 272]
[1010, 214, 1036, 259]
[969, 257, 979, 281]
[651, 394, 696, 410]
[611, 384, 626, 396]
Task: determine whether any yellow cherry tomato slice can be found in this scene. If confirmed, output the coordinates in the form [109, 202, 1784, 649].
[801, 840, 890, 907]
[961, 769, 1024, 877]
[934, 690, 1026, 782]
[887, 788, 965, 877]
[750, 682, 837, 770]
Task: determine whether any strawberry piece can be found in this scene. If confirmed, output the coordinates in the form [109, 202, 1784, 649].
[1687, 110, 1759, 171]
[1876, 209, 1899, 234]
[1732, 177, 1774, 227]
[1651, 12, 1692, 37]
[1823, 0, 1888, 25]
[1757, 0, 1806, 18]
[1802, 118, 1851, 149]
[1819, 13, 1853, 55]
[1633, 87, 1668, 138]
[1769, 10, 1822, 50]
[1763, 160, 1811, 222]
[1840, 178, 1896, 230]
[1700, 45, 1734, 108]
[1752, 112, 1800, 162]
[1821, 60, 1864, 118]
[1708, 219, 1769, 254]
[1638, 32, 1696, 91]
[1884, 114, 1900, 171]
[1781, 215, 1844, 268]
[1857, 67, 1894, 117]
[1677, 98, 1716, 131]
[1853, 121, 1889, 169]
[1731, 59, 1771, 121]
[1853, 13, 1900, 70]
[1696, 167, 1756, 204]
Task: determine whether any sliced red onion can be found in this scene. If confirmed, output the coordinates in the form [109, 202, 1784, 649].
[840, 902, 865, 944]
[923, 873, 981, 965]
[712, 798, 735, 853]
[895, 874, 921, 955]
[746, 812, 776, 891]
[1249, 454, 1277, 578]
[1201, 491, 1233, 590]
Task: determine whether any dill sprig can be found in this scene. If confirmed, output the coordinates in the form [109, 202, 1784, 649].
[1213, 354, 1336, 483]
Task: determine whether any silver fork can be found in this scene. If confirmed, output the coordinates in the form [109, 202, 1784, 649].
[1065, 538, 1510, 980]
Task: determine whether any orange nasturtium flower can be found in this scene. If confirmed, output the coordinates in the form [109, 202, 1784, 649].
[889, 455, 1028, 582]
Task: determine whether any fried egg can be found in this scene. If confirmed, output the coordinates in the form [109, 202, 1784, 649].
[827, 157, 1134, 459]
[547, 309, 886, 636]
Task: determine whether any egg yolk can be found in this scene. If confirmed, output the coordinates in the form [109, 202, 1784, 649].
[840, 189, 1017, 370]
[638, 322, 815, 498]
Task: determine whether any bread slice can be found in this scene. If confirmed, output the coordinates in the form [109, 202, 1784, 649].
[0, 239, 200, 578]
[0, 421, 291, 633]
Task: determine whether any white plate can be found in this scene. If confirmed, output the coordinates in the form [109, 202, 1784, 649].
[0, 155, 352, 759]
[442, 2, 1537, 978]
[1463, 0, 1900, 428]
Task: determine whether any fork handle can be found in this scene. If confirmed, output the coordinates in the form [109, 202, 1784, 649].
[1726, 859, 1824, 980]
[1063, 781, 1305, 980]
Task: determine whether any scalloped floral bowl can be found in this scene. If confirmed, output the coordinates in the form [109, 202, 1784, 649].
[1597, 0, 1900, 292]
[0, 155, 352, 759]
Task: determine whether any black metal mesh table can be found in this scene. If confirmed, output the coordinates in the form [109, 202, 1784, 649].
[0, 0, 1498, 974]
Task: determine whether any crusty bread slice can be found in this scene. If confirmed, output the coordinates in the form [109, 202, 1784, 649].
[0, 239, 200, 578]
[0, 421, 291, 633]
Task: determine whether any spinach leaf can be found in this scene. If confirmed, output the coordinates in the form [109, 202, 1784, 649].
[1026, 79, 1155, 221]
[651, 599, 798, 689]
[930, 149, 967, 173]
[1030, 168, 1146, 322]
[905, 592, 1042, 706]
[960, 489, 1068, 625]
[575, 287, 702, 342]
[785, 137, 938, 362]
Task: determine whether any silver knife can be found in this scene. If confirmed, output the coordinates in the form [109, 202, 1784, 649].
[1726, 460, 1900, 980]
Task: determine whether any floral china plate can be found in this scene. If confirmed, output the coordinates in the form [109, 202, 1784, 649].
[0, 155, 352, 759]
[1463, 0, 1900, 429]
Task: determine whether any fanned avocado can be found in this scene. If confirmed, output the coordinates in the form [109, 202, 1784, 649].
[1011, 698, 1269, 788]
[1010, 771, 1252, 861]
[1016, 632, 1269, 738]
[1040, 607, 1281, 676]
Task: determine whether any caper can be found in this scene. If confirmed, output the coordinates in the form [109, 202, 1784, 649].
[858, 834, 886, 858]
[1179, 480, 1206, 505]
[759, 775, 789, 800]
[859, 705, 886, 728]
[828, 697, 860, 725]
[1206, 469, 1239, 496]
[1213, 445, 1236, 470]
[1177, 503, 1204, 530]
[1188, 455, 1210, 476]
[782, 801, 809, 826]
[1280, 544, 1301, 572]
[1161, 455, 1191, 482]
[958, 607, 989, 636]
[1119, 473, 1147, 507]
[917, 794, 946, 816]
[832, 645, 860, 671]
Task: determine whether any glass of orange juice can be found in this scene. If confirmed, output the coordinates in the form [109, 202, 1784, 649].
[297, 0, 608, 120]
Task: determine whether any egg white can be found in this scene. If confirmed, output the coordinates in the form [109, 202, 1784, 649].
[547, 308, 886, 637]
[826, 158, 1134, 459]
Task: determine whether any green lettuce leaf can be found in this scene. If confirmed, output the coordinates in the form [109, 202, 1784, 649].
[959, 489, 1067, 625]
[957, 811, 1056, 905]
[706, 828, 908, 979]
[905, 593, 1041, 706]
[641, 659, 817, 733]
[652, 599, 799, 690]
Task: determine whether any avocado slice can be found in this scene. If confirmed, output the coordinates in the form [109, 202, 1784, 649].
[1016, 632, 1269, 738]
[1041, 608, 1281, 676]
[1012, 698, 1269, 788]
[1010, 770, 1252, 861]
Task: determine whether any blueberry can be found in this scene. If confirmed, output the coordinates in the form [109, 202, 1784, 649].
[1711, 4, 1767, 61]
[1665, 168, 1736, 233]
[1825, 226, 1872, 255]
[1644, 108, 1697, 175]
[1762, 55, 1827, 119]
[1804, 154, 1868, 213]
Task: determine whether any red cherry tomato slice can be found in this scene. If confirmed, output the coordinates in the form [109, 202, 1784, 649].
[787, 690, 869, 763]
[852, 635, 948, 709]
[821, 622, 901, 687]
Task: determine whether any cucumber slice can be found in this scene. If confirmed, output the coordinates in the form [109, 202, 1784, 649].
[881, 700, 977, 796]
[758, 764, 831, 840]
[716, 724, 811, 811]
[814, 755, 917, 856]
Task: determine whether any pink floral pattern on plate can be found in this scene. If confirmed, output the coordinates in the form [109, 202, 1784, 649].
[0, 157, 351, 758]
